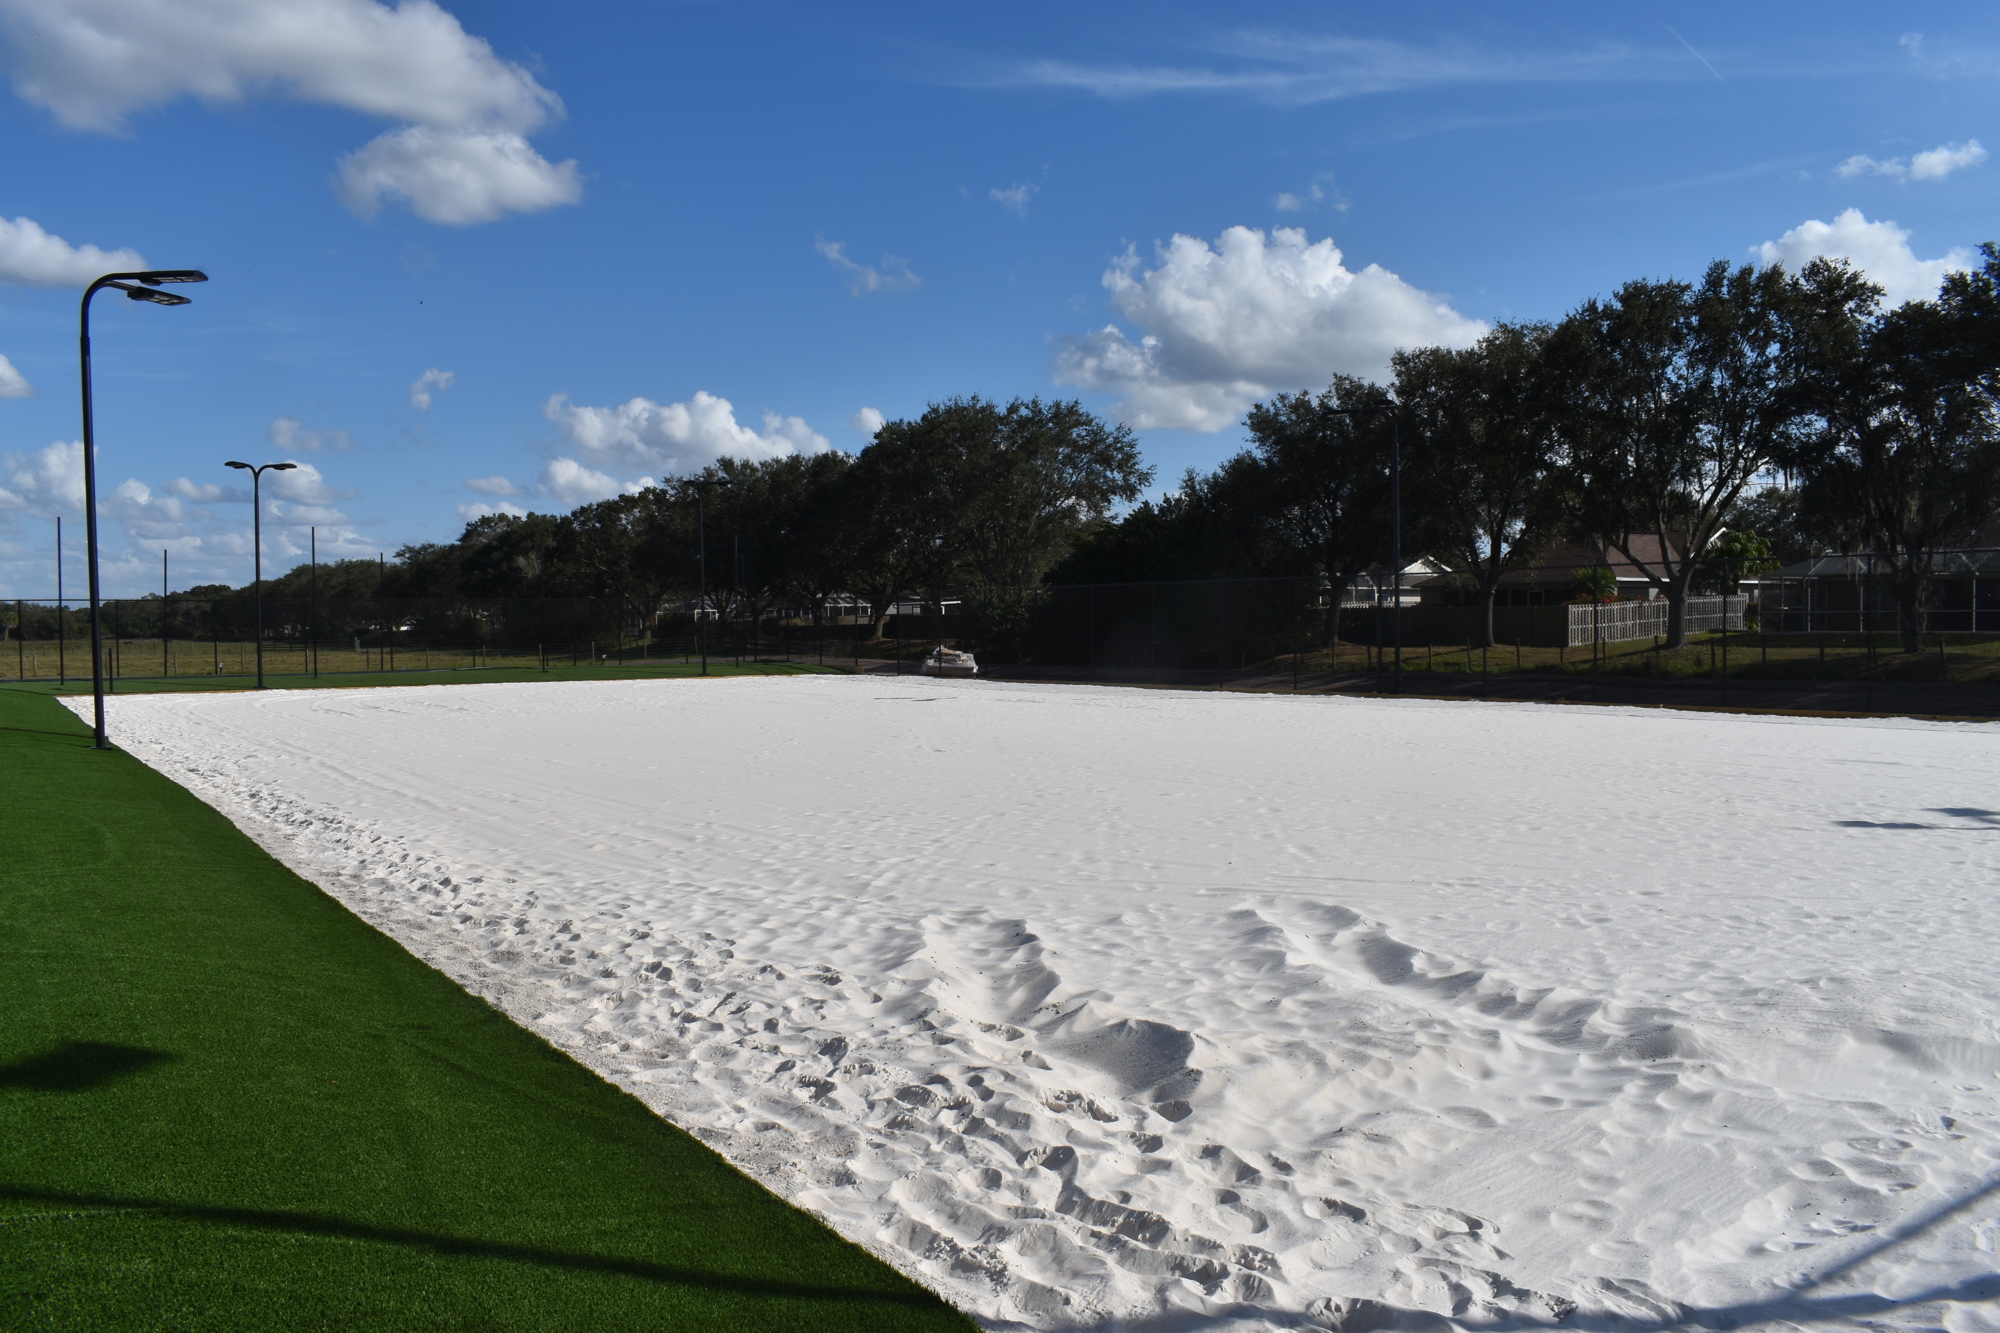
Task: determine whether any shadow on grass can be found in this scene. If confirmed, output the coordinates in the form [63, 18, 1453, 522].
[0, 1184, 943, 1308]
[0, 1042, 175, 1092]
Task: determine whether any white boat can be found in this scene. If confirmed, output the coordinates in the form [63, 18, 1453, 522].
[919, 646, 978, 678]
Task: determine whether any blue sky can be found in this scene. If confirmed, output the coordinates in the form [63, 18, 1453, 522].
[0, 0, 1996, 595]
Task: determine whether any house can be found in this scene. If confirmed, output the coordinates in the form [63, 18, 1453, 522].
[1413, 536, 1702, 607]
[1753, 549, 2000, 632]
[1336, 558, 1450, 608]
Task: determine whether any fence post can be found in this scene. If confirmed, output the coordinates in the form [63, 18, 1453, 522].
[1216, 585, 1225, 688]
[1087, 585, 1096, 681]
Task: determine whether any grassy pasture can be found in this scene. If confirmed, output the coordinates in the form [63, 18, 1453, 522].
[0, 686, 972, 1331]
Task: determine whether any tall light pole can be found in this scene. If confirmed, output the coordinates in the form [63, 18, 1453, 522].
[225, 460, 296, 689]
[1332, 402, 1403, 694]
[689, 477, 733, 676]
[80, 268, 207, 748]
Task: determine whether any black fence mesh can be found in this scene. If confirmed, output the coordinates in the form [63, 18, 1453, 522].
[5, 554, 2000, 691]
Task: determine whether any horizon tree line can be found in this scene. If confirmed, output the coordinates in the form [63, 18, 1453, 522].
[157, 243, 2000, 658]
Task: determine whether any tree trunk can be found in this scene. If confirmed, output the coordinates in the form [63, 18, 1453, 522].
[1893, 558, 1926, 654]
[1663, 582, 1689, 649]
[1473, 564, 1504, 650]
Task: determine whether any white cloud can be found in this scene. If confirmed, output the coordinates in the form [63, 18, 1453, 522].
[264, 462, 348, 506]
[1054, 225, 1486, 432]
[1753, 208, 1972, 305]
[464, 474, 517, 496]
[0, 353, 31, 397]
[457, 499, 528, 520]
[0, 0, 557, 132]
[545, 390, 830, 479]
[1837, 154, 1901, 179]
[995, 34, 1678, 105]
[165, 476, 247, 503]
[539, 456, 644, 506]
[1838, 139, 1986, 182]
[279, 502, 349, 524]
[1910, 139, 1987, 180]
[268, 415, 354, 453]
[337, 127, 580, 225]
[0, 0, 581, 226]
[1, 440, 85, 512]
[1272, 180, 1344, 215]
[0, 215, 144, 286]
[109, 477, 185, 525]
[409, 366, 456, 409]
[990, 182, 1037, 216]
[850, 406, 885, 437]
[815, 239, 920, 296]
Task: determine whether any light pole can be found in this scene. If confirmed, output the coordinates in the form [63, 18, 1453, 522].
[1332, 402, 1402, 693]
[79, 268, 207, 748]
[690, 477, 733, 676]
[224, 460, 297, 688]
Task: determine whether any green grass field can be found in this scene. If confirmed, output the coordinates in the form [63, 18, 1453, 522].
[0, 635, 867, 686]
[0, 685, 973, 1331]
[1286, 630, 2000, 683]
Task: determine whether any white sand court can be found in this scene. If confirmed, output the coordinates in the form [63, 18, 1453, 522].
[78, 676, 2000, 1332]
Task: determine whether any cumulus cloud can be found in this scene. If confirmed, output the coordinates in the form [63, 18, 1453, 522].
[0, 0, 581, 225]
[1837, 139, 1986, 182]
[538, 456, 644, 506]
[1054, 225, 1486, 432]
[464, 474, 517, 496]
[409, 366, 455, 410]
[0, 215, 144, 286]
[108, 477, 185, 528]
[1753, 208, 1972, 305]
[268, 415, 354, 453]
[815, 239, 921, 296]
[990, 182, 1037, 216]
[0, 353, 31, 397]
[545, 390, 830, 479]
[268, 463, 347, 505]
[457, 499, 528, 520]
[337, 127, 580, 225]
[0, 440, 85, 513]
[850, 406, 885, 437]
[1910, 139, 1987, 180]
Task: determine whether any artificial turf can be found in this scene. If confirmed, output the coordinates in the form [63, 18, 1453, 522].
[0, 686, 976, 1331]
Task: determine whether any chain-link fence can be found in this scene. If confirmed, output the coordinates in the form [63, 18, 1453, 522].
[3, 554, 1997, 692]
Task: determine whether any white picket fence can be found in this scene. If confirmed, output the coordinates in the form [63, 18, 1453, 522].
[1567, 596, 1746, 647]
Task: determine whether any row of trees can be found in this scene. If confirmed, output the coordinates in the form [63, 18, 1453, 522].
[199, 243, 1999, 657]
[218, 396, 1151, 639]
[1059, 246, 2000, 651]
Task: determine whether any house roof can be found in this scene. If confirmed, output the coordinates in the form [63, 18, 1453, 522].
[1412, 535, 1701, 587]
[1770, 549, 2000, 578]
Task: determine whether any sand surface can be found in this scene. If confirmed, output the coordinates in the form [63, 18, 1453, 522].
[77, 676, 2000, 1331]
